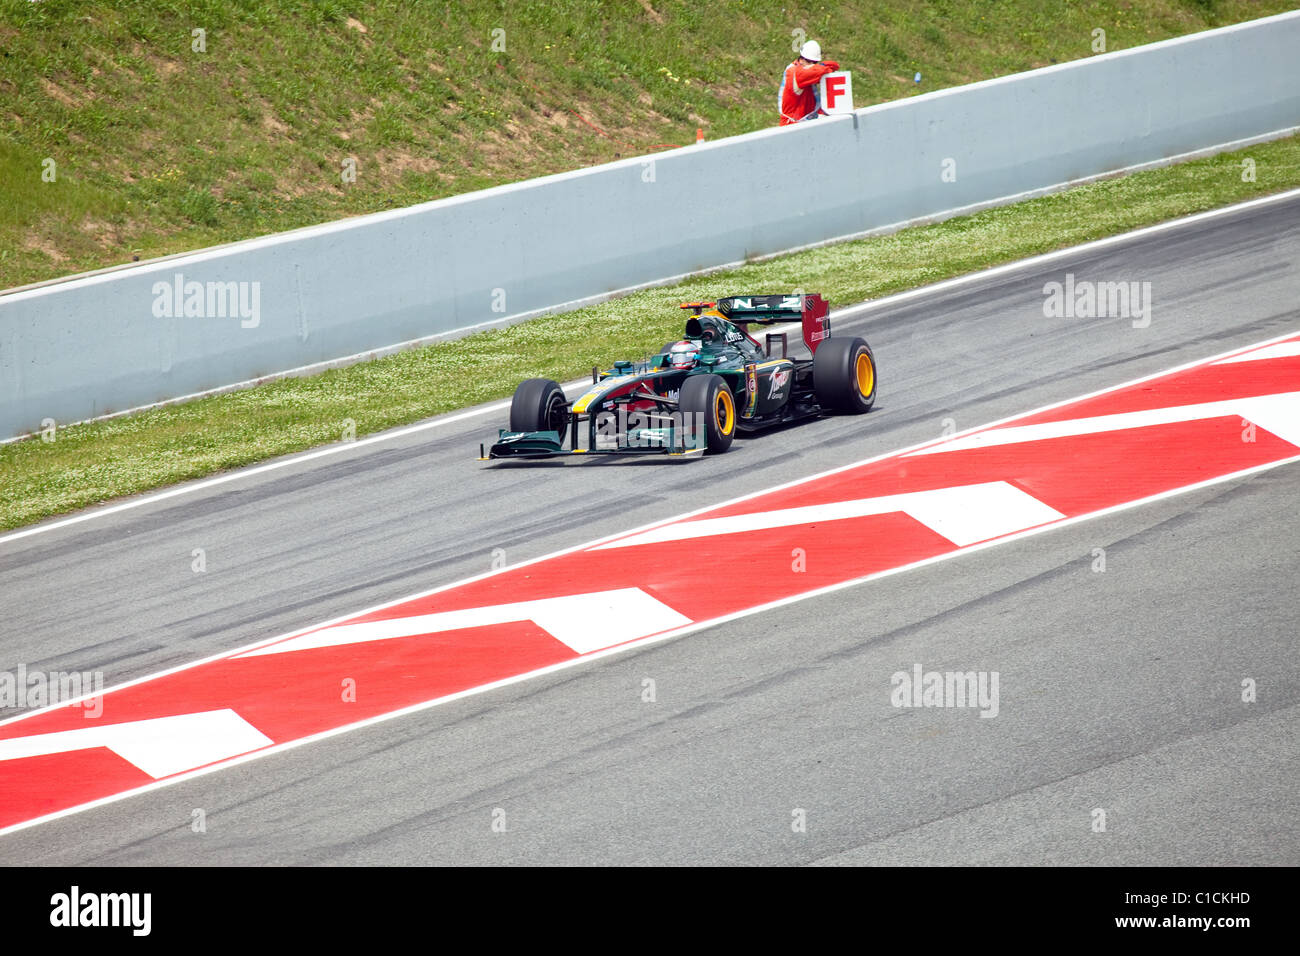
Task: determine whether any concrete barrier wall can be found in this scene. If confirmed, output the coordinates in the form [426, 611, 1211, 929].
[3, 11, 1298, 439]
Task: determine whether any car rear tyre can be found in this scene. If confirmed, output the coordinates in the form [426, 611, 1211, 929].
[813, 337, 876, 413]
[509, 378, 568, 434]
[679, 374, 736, 454]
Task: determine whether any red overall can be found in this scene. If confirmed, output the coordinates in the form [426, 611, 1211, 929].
[779, 58, 840, 125]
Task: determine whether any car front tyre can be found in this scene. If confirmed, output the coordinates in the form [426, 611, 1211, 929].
[510, 378, 568, 434]
[679, 373, 736, 454]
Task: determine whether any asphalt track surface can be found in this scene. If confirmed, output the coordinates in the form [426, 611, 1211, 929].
[1, 193, 1298, 865]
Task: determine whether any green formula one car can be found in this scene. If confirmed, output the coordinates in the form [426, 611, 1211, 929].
[482, 293, 876, 459]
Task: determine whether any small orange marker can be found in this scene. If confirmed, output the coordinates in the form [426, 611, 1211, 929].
[696, 127, 704, 143]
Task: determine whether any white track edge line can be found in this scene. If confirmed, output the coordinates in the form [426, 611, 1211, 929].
[2, 187, 1300, 548]
[3, 186, 1298, 548]
[3, 450, 1295, 840]
[2, 325, 1296, 720]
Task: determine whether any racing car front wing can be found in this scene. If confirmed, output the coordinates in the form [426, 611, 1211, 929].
[481, 420, 707, 460]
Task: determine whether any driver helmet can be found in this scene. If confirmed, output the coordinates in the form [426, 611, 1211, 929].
[668, 340, 700, 369]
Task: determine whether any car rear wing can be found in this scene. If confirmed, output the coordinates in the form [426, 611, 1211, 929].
[714, 294, 831, 355]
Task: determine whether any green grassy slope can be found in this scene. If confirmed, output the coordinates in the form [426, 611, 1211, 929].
[1, 0, 1292, 288]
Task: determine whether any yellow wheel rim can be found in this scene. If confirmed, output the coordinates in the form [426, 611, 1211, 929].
[715, 388, 735, 435]
[855, 352, 875, 397]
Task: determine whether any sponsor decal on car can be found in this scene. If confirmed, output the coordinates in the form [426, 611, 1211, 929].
[768, 367, 792, 400]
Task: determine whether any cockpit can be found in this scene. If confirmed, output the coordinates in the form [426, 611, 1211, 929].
[684, 314, 764, 360]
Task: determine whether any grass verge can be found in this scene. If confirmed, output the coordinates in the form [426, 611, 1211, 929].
[2, 0, 1293, 288]
[2, 132, 1297, 532]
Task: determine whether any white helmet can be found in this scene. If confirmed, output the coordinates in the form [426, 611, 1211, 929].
[668, 340, 700, 369]
[800, 40, 822, 62]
